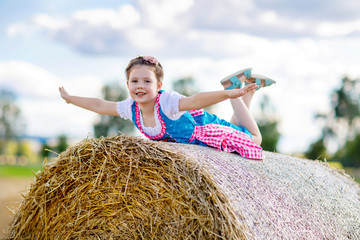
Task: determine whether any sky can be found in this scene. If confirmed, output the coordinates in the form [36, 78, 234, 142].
[1, 0, 360, 154]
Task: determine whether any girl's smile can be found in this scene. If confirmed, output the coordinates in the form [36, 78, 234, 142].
[127, 65, 162, 106]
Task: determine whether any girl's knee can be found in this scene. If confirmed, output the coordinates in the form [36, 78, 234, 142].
[252, 134, 262, 146]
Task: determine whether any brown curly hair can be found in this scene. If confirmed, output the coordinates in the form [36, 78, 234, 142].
[125, 56, 164, 82]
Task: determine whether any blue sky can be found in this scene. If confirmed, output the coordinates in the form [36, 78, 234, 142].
[1, 0, 360, 153]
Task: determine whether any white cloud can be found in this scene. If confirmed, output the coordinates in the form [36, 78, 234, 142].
[126, 27, 163, 51]
[32, 14, 69, 30]
[20, 98, 98, 138]
[0, 61, 62, 99]
[315, 20, 360, 37]
[73, 5, 140, 29]
[0, 61, 104, 138]
[258, 11, 278, 25]
[6, 4, 143, 54]
[6, 0, 360, 57]
[138, 0, 194, 29]
[6, 22, 27, 38]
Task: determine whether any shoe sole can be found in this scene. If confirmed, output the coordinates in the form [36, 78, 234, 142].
[220, 68, 253, 83]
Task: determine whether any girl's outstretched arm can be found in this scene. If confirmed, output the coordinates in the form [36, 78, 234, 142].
[179, 83, 258, 111]
[59, 87, 118, 116]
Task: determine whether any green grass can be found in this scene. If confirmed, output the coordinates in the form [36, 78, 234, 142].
[0, 164, 43, 178]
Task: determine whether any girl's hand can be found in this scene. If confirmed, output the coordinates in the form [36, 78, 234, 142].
[59, 86, 71, 103]
[227, 83, 258, 99]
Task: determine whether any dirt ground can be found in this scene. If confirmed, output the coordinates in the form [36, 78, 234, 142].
[0, 177, 34, 239]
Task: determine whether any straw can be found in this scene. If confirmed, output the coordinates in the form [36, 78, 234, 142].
[5, 136, 245, 239]
[5, 135, 360, 239]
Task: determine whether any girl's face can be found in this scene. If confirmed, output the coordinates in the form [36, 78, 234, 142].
[127, 65, 162, 106]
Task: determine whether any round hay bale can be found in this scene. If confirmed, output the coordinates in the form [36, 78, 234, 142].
[5, 136, 360, 239]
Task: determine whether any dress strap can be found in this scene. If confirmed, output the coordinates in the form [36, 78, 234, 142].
[135, 93, 167, 140]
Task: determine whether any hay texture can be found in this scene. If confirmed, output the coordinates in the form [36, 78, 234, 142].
[5, 136, 360, 239]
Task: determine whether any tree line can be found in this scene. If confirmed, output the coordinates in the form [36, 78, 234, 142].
[305, 76, 360, 167]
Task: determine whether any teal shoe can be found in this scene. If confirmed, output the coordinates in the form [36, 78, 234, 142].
[220, 68, 252, 90]
[246, 74, 276, 90]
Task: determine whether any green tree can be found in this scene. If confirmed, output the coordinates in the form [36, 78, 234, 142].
[256, 95, 280, 152]
[39, 135, 68, 159]
[305, 138, 328, 160]
[306, 76, 360, 165]
[40, 142, 52, 159]
[0, 89, 25, 154]
[330, 77, 360, 146]
[334, 134, 360, 167]
[172, 77, 199, 97]
[93, 82, 134, 137]
[333, 77, 359, 123]
[55, 134, 68, 153]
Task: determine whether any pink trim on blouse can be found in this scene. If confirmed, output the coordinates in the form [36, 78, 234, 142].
[135, 93, 167, 140]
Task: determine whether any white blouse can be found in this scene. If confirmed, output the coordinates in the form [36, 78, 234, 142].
[116, 90, 185, 136]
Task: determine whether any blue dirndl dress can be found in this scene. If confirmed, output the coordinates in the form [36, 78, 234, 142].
[130, 91, 263, 160]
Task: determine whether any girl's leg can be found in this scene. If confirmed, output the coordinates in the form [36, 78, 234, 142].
[230, 89, 253, 122]
[224, 73, 254, 124]
[222, 73, 272, 145]
[229, 90, 262, 145]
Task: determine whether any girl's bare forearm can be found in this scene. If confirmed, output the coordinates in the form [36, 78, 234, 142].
[67, 96, 118, 115]
[179, 90, 230, 111]
[66, 95, 104, 113]
[60, 86, 118, 115]
[179, 84, 257, 111]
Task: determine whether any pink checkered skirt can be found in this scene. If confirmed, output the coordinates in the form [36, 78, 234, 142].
[190, 123, 264, 160]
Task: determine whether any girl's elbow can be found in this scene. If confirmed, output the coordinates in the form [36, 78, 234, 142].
[179, 97, 195, 111]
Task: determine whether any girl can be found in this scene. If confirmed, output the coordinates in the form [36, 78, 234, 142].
[59, 56, 275, 160]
